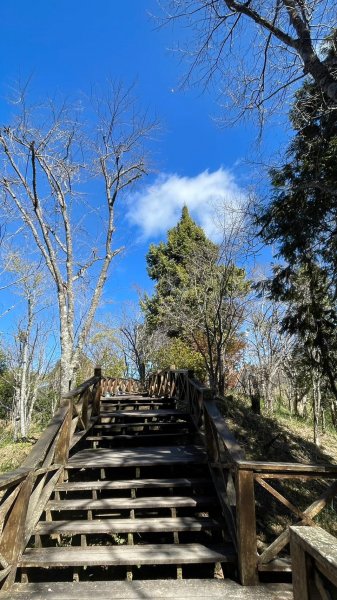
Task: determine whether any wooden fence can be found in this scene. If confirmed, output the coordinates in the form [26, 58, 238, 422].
[0, 369, 140, 590]
[148, 368, 337, 586]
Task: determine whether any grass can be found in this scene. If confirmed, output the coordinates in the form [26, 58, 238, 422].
[0, 422, 43, 474]
[218, 394, 337, 545]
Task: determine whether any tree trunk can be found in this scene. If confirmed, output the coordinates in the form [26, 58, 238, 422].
[312, 371, 321, 447]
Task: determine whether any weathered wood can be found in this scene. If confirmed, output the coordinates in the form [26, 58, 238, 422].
[36, 516, 221, 535]
[258, 478, 337, 566]
[255, 477, 315, 525]
[68, 445, 206, 468]
[20, 543, 235, 567]
[0, 472, 34, 564]
[24, 469, 62, 545]
[290, 526, 337, 591]
[22, 404, 69, 469]
[289, 529, 310, 600]
[62, 375, 100, 399]
[47, 495, 215, 511]
[237, 460, 337, 474]
[55, 476, 208, 491]
[0, 485, 22, 534]
[0, 579, 294, 599]
[236, 469, 258, 585]
[53, 401, 72, 465]
[258, 528, 291, 566]
[99, 409, 189, 418]
[0, 469, 29, 492]
[204, 400, 245, 461]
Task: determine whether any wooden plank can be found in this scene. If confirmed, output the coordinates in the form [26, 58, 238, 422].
[67, 445, 206, 468]
[236, 469, 258, 585]
[237, 460, 337, 474]
[0, 469, 29, 492]
[55, 477, 208, 491]
[62, 375, 100, 399]
[289, 529, 309, 600]
[290, 526, 337, 588]
[94, 421, 191, 429]
[86, 432, 188, 441]
[258, 479, 337, 566]
[20, 543, 235, 567]
[36, 516, 221, 535]
[99, 410, 189, 418]
[22, 404, 69, 469]
[53, 402, 72, 464]
[47, 495, 215, 511]
[203, 400, 245, 461]
[0, 579, 294, 599]
[0, 472, 34, 564]
[255, 477, 315, 525]
[258, 557, 292, 572]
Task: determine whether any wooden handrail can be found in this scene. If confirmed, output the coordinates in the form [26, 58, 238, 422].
[290, 526, 337, 599]
[147, 367, 337, 586]
[62, 375, 101, 399]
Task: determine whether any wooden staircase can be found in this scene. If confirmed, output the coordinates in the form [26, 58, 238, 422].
[0, 386, 295, 598]
[3, 392, 233, 597]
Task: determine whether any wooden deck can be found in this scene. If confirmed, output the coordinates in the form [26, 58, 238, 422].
[1, 580, 294, 599]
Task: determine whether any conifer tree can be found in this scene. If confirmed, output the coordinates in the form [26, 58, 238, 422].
[143, 206, 248, 394]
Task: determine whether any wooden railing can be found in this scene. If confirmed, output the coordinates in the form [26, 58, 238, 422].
[290, 526, 337, 599]
[0, 369, 141, 590]
[148, 368, 337, 586]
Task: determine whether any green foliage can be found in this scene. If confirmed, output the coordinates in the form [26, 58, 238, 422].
[257, 66, 337, 397]
[151, 338, 207, 381]
[143, 206, 248, 393]
[143, 205, 218, 333]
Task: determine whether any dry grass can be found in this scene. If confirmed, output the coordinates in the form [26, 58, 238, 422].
[218, 395, 337, 545]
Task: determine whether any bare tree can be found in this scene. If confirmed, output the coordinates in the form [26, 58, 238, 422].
[245, 299, 294, 412]
[0, 84, 153, 393]
[2, 254, 56, 439]
[160, 1, 337, 121]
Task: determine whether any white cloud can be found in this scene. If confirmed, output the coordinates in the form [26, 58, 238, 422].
[126, 168, 246, 242]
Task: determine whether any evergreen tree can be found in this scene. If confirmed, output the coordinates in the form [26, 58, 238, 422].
[143, 206, 248, 394]
[258, 63, 337, 416]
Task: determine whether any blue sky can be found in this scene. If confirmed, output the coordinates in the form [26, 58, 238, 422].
[0, 0, 290, 337]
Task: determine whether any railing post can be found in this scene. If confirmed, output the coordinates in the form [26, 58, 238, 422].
[290, 529, 310, 600]
[53, 401, 72, 465]
[236, 466, 258, 585]
[94, 366, 102, 378]
[0, 471, 34, 588]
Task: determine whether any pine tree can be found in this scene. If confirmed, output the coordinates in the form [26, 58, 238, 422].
[257, 66, 337, 422]
[143, 206, 248, 394]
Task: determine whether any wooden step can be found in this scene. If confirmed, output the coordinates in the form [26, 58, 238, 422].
[36, 516, 221, 535]
[99, 410, 189, 419]
[67, 445, 206, 468]
[19, 543, 235, 567]
[0, 580, 295, 599]
[46, 495, 215, 511]
[86, 432, 191, 442]
[55, 477, 209, 491]
[94, 421, 191, 429]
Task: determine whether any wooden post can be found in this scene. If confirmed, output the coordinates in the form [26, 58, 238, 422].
[94, 366, 102, 378]
[236, 467, 258, 585]
[0, 472, 34, 588]
[204, 408, 218, 463]
[290, 529, 310, 600]
[53, 401, 72, 465]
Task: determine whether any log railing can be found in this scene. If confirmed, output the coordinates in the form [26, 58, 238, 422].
[0, 368, 141, 590]
[290, 526, 337, 599]
[148, 368, 337, 586]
